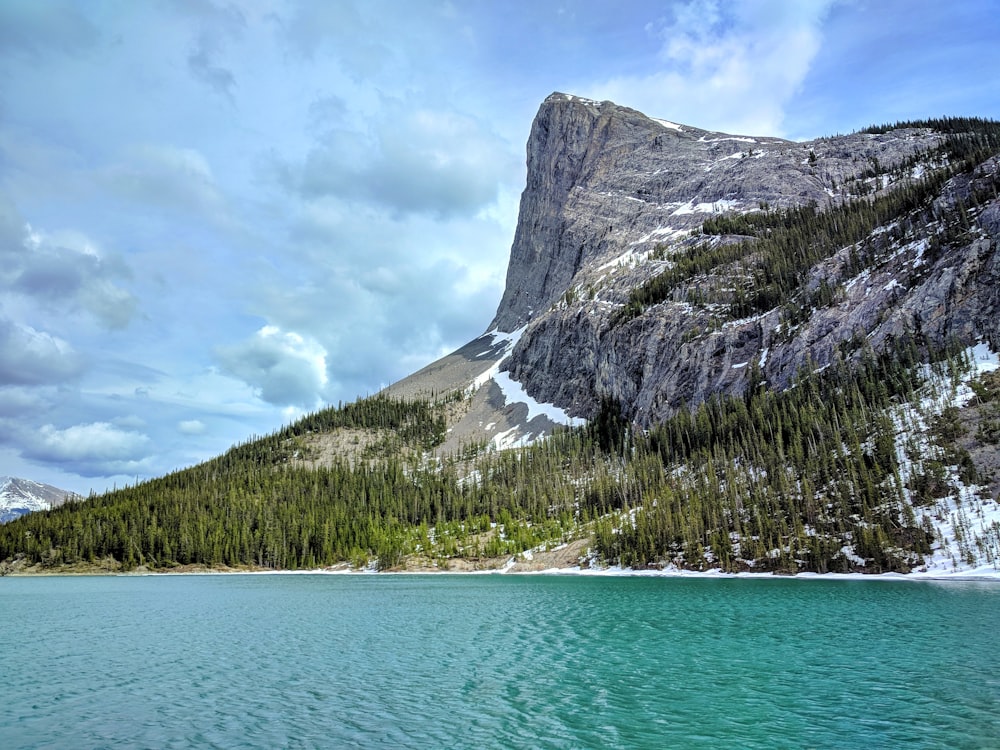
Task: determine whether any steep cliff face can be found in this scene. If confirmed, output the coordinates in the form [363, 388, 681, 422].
[491, 93, 942, 333]
[386, 93, 1000, 450]
[490, 94, 1000, 427]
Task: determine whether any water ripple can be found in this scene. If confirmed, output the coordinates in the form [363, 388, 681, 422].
[1, 575, 998, 749]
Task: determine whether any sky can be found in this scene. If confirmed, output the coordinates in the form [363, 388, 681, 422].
[1, 0, 999, 496]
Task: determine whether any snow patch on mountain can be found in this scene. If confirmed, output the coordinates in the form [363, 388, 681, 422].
[0, 477, 78, 523]
[468, 328, 585, 450]
[671, 199, 743, 216]
[893, 344, 1000, 574]
[493, 370, 580, 428]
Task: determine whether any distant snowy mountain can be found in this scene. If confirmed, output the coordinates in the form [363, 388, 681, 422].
[0, 477, 77, 523]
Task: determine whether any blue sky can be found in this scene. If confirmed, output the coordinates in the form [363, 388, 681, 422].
[1, 0, 999, 495]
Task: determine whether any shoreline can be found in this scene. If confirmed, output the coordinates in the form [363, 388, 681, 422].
[7, 560, 999, 582]
[191, 566, 1000, 582]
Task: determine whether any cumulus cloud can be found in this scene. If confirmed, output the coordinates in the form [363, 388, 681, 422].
[215, 325, 329, 408]
[22, 421, 152, 477]
[2, 222, 138, 330]
[585, 0, 836, 135]
[291, 102, 518, 218]
[0, 318, 84, 386]
[102, 144, 228, 223]
[177, 419, 207, 435]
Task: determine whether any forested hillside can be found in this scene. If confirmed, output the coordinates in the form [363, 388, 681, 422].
[2, 338, 998, 575]
[4, 111, 1000, 577]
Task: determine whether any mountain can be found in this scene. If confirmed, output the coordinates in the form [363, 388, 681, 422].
[0, 477, 77, 523]
[3, 94, 1000, 576]
[389, 93, 1000, 446]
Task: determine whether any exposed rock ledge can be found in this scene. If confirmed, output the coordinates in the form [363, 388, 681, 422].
[386, 92, 1000, 450]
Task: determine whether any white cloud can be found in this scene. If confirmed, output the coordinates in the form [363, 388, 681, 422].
[215, 325, 329, 408]
[0, 318, 83, 386]
[2, 214, 138, 330]
[293, 102, 518, 218]
[23, 421, 152, 477]
[177, 419, 207, 435]
[585, 0, 837, 136]
[35, 422, 146, 459]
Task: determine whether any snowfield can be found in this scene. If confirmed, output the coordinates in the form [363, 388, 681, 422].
[473, 327, 585, 450]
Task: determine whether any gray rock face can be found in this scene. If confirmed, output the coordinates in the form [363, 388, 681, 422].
[490, 94, 1000, 426]
[490, 93, 941, 334]
[391, 93, 1000, 441]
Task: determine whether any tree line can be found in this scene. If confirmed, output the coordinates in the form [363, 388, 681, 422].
[0, 336, 979, 575]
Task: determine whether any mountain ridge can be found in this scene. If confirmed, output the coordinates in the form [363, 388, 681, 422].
[3, 94, 1000, 576]
[390, 93, 1000, 446]
[0, 477, 77, 524]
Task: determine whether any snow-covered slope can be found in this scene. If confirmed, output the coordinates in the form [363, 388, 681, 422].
[892, 344, 1000, 576]
[0, 477, 77, 523]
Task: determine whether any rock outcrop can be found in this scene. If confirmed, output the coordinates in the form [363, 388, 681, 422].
[389, 93, 1000, 444]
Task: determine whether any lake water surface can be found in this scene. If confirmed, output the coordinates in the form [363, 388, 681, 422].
[2, 574, 998, 749]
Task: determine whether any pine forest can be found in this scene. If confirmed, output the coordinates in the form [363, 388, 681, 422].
[3, 118, 1000, 576]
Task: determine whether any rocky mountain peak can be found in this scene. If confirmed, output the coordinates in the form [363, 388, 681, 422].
[489, 93, 945, 335]
[394, 95, 1000, 451]
[490, 92, 685, 332]
[0, 476, 77, 523]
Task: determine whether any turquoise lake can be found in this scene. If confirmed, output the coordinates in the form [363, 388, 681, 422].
[2, 574, 998, 749]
